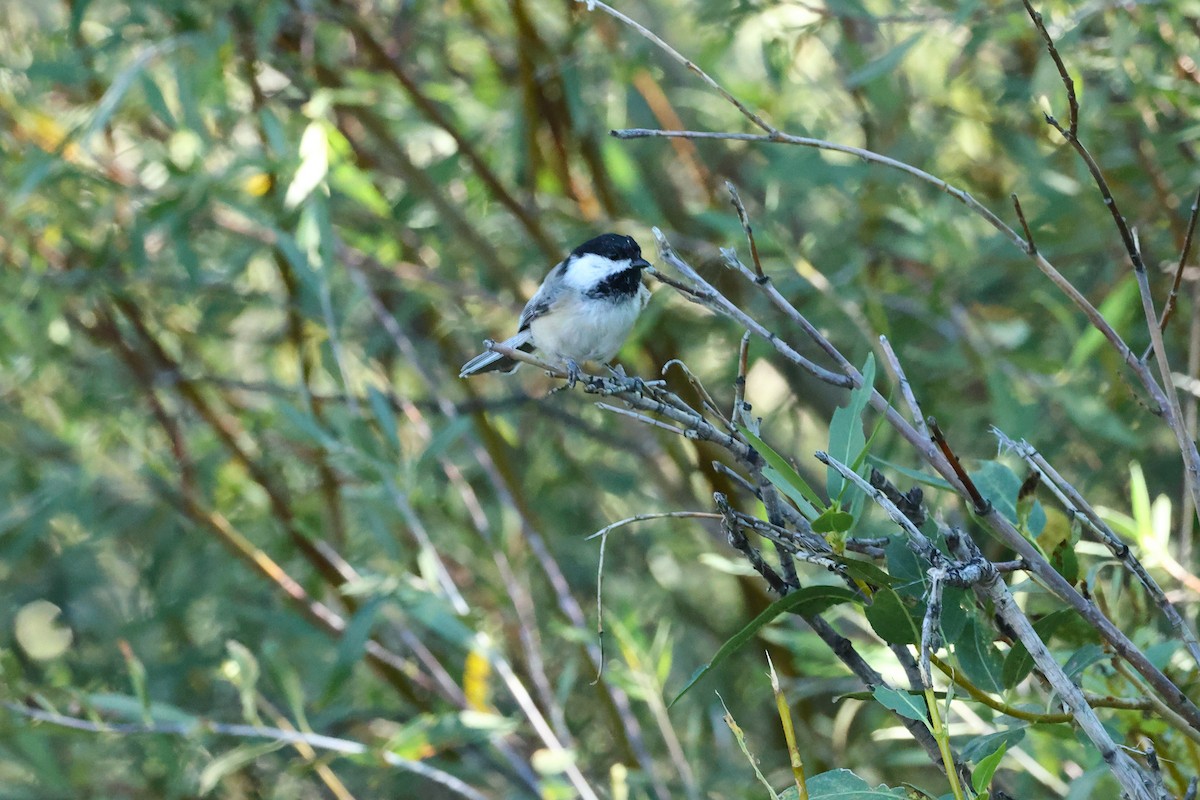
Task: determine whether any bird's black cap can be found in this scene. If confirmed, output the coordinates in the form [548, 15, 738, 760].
[572, 233, 643, 263]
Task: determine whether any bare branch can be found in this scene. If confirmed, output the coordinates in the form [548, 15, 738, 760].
[1153, 184, 1200, 345]
[576, 0, 778, 136]
[725, 181, 766, 281]
[1020, 0, 1079, 137]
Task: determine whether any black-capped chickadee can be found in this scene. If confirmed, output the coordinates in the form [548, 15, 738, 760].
[459, 233, 652, 383]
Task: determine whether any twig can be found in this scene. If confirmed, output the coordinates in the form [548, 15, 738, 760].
[733, 331, 752, 425]
[926, 418, 990, 515]
[651, 232, 1200, 737]
[726, 182, 766, 281]
[879, 335, 928, 440]
[595, 403, 688, 435]
[1152, 184, 1200, 345]
[716, 493, 790, 594]
[920, 567, 946, 688]
[994, 429, 1200, 670]
[828, 448, 1160, 800]
[1011, 193, 1038, 256]
[653, 229, 853, 388]
[575, 0, 778, 136]
[6, 702, 490, 800]
[662, 359, 734, 432]
[1020, 0, 1200, 512]
[1020, 0, 1078, 137]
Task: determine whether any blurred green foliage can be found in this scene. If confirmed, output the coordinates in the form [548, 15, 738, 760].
[2, 0, 1199, 797]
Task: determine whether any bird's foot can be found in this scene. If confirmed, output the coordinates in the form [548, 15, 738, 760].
[566, 359, 581, 389]
[605, 363, 656, 395]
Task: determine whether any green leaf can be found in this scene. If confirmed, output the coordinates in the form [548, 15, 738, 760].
[845, 33, 924, 88]
[1063, 644, 1106, 680]
[366, 385, 400, 450]
[865, 586, 922, 644]
[837, 557, 897, 588]
[780, 769, 908, 798]
[865, 457, 955, 492]
[321, 595, 385, 703]
[970, 461, 1045, 533]
[670, 586, 860, 706]
[872, 685, 930, 725]
[1001, 609, 1073, 688]
[954, 619, 1005, 694]
[739, 425, 824, 518]
[826, 353, 875, 502]
[812, 508, 854, 533]
[971, 741, 1007, 796]
[763, 466, 822, 520]
[940, 586, 970, 643]
[884, 534, 927, 595]
[200, 741, 287, 794]
[961, 728, 1025, 763]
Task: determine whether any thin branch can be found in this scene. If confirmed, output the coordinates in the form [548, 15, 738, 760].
[733, 331, 752, 425]
[994, 429, 1200, 670]
[1011, 193, 1038, 256]
[652, 229, 854, 388]
[1020, 0, 1200, 511]
[726, 181, 766, 281]
[1020, 0, 1078, 137]
[5, 703, 490, 800]
[662, 359, 734, 432]
[716, 493, 790, 594]
[1154, 184, 1200, 343]
[927, 418, 991, 515]
[652, 232, 1200, 736]
[825, 451, 1159, 799]
[879, 335, 929, 440]
[576, 0, 778, 136]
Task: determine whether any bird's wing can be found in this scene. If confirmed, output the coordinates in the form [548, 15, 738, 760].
[517, 265, 569, 332]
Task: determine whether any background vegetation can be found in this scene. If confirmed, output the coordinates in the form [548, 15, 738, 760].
[2, 0, 1199, 797]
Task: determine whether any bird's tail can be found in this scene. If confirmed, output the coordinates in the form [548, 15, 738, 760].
[459, 330, 534, 378]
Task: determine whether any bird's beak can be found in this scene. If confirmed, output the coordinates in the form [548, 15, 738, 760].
[634, 258, 651, 270]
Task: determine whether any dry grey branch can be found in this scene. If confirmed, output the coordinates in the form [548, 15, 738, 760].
[654, 201, 1200, 740]
[994, 428, 1200, 670]
[821, 453, 1164, 800]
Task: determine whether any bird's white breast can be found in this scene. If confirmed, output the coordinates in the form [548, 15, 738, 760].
[530, 283, 648, 366]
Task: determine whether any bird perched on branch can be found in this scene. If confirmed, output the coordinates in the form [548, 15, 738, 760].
[459, 233, 652, 385]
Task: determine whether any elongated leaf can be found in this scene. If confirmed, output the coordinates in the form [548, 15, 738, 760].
[872, 685, 929, 725]
[764, 465, 822, 520]
[954, 619, 1005, 694]
[865, 457, 954, 491]
[826, 353, 875, 502]
[972, 741, 1008, 796]
[781, 768, 907, 798]
[285, 121, 330, 209]
[321, 595, 385, 703]
[961, 728, 1026, 763]
[812, 508, 854, 533]
[1001, 609, 1073, 688]
[670, 585, 860, 706]
[845, 33, 923, 88]
[200, 741, 287, 794]
[366, 385, 400, 450]
[864, 586, 920, 644]
[739, 425, 824, 518]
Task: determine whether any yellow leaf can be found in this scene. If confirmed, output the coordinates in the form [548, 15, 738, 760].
[463, 648, 492, 712]
[242, 173, 273, 197]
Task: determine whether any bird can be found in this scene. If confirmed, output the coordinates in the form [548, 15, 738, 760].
[459, 233, 652, 385]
